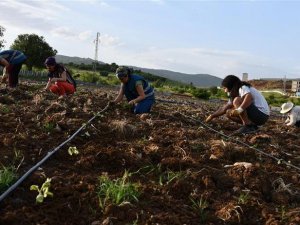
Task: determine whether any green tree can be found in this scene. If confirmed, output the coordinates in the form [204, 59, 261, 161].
[0, 26, 5, 49]
[10, 34, 57, 70]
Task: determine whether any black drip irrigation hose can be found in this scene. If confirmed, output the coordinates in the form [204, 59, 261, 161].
[179, 112, 300, 172]
[0, 102, 111, 203]
[157, 98, 298, 170]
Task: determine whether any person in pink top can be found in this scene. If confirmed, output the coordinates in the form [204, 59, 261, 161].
[280, 102, 300, 127]
[44, 57, 76, 96]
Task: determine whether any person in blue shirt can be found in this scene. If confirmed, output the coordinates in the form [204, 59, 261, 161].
[113, 66, 155, 114]
[0, 50, 27, 88]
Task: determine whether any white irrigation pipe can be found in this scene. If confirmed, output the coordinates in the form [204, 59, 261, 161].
[0, 102, 111, 203]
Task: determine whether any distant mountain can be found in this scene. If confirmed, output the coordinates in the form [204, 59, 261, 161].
[56, 55, 104, 65]
[56, 55, 222, 87]
[132, 67, 222, 87]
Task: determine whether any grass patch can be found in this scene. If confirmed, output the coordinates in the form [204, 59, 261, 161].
[97, 170, 140, 209]
[0, 166, 17, 193]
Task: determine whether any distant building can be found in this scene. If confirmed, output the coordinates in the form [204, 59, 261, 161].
[291, 80, 300, 96]
[242, 73, 248, 81]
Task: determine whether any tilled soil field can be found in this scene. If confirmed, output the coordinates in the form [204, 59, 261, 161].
[0, 83, 300, 225]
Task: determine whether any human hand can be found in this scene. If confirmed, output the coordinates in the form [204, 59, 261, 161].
[128, 100, 137, 105]
[230, 107, 243, 117]
[205, 115, 213, 123]
[1, 75, 8, 83]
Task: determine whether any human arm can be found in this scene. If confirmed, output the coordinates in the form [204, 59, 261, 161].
[49, 71, 67, 82]
[128, 83, 145, 105]
[286, 112, 297, 126]
[113, 84, 125, 103]
[206, 101, 233, 122]
[45, 78, 52, 90]
[231, 93, 253, 116]
[1, 58, 10, 82]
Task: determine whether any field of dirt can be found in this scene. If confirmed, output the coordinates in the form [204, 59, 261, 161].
[0, 82, 300, 225]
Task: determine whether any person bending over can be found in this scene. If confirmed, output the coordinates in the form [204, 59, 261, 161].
[113, 66, 155, 114]
[280, 102, 300, 127]
[0, 49, 27, 88]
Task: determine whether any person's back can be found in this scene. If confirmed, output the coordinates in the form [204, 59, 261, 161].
[240, 85, 270, 116]
[0, 50, 27, 88]
[124, 74, 154, 101]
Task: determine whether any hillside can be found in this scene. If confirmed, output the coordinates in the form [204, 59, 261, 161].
[0, 83, 300, 225]
[56, 55, 105, 65]
[56, 55, 222, 87]
[132, 67, 222, 88]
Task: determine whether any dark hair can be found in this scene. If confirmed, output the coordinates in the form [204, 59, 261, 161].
[44, 56, 56, 66]
[221, 75, 251, 98]
[116, 66, 133, 78]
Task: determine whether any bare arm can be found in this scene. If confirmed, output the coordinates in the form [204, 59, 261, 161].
[128, 84, 145, 105]
[212, 102, 233, 118]
[114, 85, 125, 103]
[240, 93, 253, 110]
[206, 102, 233, 122]
[286, 112, 297, 126]
[50, 71, 67, 82]
[1, 58, 10, 80]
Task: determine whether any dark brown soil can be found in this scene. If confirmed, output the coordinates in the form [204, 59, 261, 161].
[0, 82, 300, 225]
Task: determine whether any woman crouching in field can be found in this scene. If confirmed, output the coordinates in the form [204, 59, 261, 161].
[205, 75, 270, 134]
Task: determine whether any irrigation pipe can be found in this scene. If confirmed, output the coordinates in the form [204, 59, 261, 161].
[157, 97, 300, 171]
[0, 102, 111, 203]
[178, 112, 300, 172]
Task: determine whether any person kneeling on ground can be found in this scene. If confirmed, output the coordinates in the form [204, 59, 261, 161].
[205, 75, 270, 134]
[280, 102, 300, 127]
[44, 57, 76, 97]
[113, 66, 155, 114]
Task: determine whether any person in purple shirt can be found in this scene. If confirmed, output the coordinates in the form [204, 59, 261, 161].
[0, 50, 27, 88]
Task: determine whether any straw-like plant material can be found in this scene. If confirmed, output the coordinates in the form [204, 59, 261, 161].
[110, 120, 137, 139]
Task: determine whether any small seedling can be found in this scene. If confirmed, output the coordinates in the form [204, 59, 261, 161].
[190, 195, 209, 223]
[68, 146, 79, 156]
[30, 178, 53, 203]
[0, 166, 17, 193]
[43, 122, 55, 133]
[238, 190, 250, 204]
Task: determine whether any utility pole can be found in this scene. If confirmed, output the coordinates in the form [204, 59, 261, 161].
[283, 75, 286, 94]
[93, 32, 100, 72]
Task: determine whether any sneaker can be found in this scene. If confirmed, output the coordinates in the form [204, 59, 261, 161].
[234, 124, 258, 135]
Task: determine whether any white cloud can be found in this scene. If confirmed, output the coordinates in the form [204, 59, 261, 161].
[79, 31, 93, 41]
[101, 46, 285, 79]
[100, 34, 123, 47]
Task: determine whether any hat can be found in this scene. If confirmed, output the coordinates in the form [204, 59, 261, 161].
[280, 102, 294, 114]
[44, 57, 56, 66]
[116, 66, 128, 78]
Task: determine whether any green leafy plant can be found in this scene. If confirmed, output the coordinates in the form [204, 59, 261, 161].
[0, 166, 17, 193]
[30, 178, 53, 203]
[97, 170, 140, 210]
[43, 122, 55, 133]
[159, 170, 185, 186]
[238, 190, 250, 204]
[68, 146, 79, 156]
[0, 105, 10, 113]
[190, 195, 209, 223]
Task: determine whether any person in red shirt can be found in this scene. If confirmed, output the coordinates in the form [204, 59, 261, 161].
[44, 57, 76, 96]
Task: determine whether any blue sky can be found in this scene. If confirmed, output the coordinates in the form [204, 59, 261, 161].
[0, 0, 299, 79]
